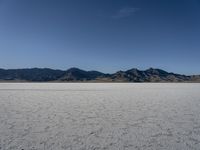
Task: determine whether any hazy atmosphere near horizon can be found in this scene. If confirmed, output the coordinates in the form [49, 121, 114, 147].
[0, 0, 200, 75]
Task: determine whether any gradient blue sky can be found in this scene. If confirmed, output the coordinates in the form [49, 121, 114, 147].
[0, 0, 199, 74]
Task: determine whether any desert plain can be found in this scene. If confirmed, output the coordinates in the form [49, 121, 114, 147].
[0, 83, 200, 150]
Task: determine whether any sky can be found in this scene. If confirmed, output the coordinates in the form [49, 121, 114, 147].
[0, 0, 200, 74]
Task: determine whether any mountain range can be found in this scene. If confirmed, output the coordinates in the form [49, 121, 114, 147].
[0, 67, 199, 82]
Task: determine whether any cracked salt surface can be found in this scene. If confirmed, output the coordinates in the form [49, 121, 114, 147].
[0, 83, 200, 150]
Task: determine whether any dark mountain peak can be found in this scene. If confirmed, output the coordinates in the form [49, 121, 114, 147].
[128, 68, 138, 71]
[146, 67, 159, 72]
[145, 68, 169, 75]
[61, 68, 105, 81]
[66, 67, 84, 72]
[116, 70, 125, 74]
[126, 68, 140, 74]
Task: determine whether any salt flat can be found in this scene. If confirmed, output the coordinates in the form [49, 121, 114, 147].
[0, 83, 200, 150]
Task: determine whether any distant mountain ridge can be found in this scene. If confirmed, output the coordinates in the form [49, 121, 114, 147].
[0, 67, 199, 82]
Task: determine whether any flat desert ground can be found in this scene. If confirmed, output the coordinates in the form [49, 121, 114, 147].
[0, 83, 200, 150]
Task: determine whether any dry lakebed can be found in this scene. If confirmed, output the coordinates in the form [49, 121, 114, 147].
[0, 83, 200, 150]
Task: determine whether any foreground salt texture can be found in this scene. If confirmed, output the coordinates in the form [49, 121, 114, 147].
[0, 83, 200, 150]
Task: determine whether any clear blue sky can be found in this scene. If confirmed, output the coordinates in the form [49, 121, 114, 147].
[0, 0, 199, 74]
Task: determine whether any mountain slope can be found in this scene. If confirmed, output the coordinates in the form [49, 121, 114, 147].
[59, 68, 105, 81]
[0, 68, 65, 81]
[0, 67, 199, 82]
[98, 68, 190, 82]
